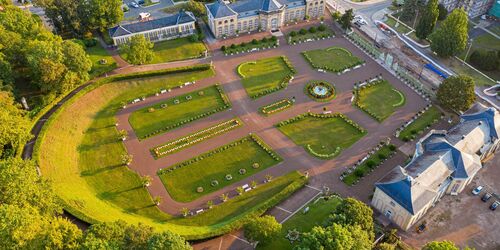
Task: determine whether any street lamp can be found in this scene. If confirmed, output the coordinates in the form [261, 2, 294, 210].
[463, 38, 474, 62]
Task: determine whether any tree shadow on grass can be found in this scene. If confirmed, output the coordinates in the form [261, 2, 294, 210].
[97, 185, 143, 200]
[124, 204, 158, 214]
[80, 163, 124, 176]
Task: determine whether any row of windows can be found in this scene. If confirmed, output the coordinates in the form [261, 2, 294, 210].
[308, 1, 323, 6]
[218, 18, 235, 25]
[284, 9, 305, 22]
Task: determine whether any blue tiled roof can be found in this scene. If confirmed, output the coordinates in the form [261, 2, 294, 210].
[207, 0, 301, 18]
[462, 107, 499, 139]
[376, 175, 414, 214]
[109, 11, 195, 38]
[207, 1, 237, 18]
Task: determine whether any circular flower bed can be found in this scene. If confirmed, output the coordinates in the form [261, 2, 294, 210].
[252, 162, 260, 169]
[225, 174, 233, 181]
[239, 168, 247, 175]
[305, 81, 336, 102]
[196, 186, 204, 193]
[211, 180, 219, 187]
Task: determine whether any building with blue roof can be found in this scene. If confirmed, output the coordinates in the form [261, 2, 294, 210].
[108, 11, 196, 46]
[205, 0, 324, 38]
[372, 103, 500, 230]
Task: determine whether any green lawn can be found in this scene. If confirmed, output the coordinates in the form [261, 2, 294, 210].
[342, 145, 394, 186]
[259, 196, 342, 250]
[458, 32, 500, 81]
[398, 106, 441, 141]
[158, 135, 282, 202]
[384, 15, 413, 34]
[128, 85, 230, 139]
[237, 56, 295, 99]
[121, 37, 207, 64]
[355, 80, 406, 121]
[86, 43, 117, 78]
[151, 118, 243, 158]
[277, 113, 366, 159]
[302, 47, 364, 73]
[447, 57, 496, 86]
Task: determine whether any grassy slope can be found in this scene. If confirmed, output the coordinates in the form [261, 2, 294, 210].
[238, 57, 292, 97]
[357, 81, 405, 121]
[87, 43, 117, 78]
[259, 196, 342, 250]
[128, 85, 227, 139]
[398, 106, 441, 140]
[278, 116, 365, 156]
[159, 136, 282, 202]
[303, 47, 363, 72]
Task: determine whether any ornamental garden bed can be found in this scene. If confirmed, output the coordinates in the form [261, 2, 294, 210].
[258, 195, 342, 250]
[151, 118, 243, 158]
[276, 113, 366, 159]
[305, 81, 336, 102]
[259, 98, 293, 115]
[353, 79, 406, 122]
[302, 46, 364, 74]
[341, 142, 397, 186]
[286, 24, 335, 45]
[237, 56, 296, 99]
[128, 84, 231, 139]
[157, 134, 282, 202]
[397, 106, 442, 142]
[222, 36, 278, 56]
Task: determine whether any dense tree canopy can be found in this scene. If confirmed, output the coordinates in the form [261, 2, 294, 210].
[400, 0, 423, 23]
[147, 231, 193, 250]
[186, 0, 206, 17]
[437, 4, 448, 20]
[422, 240, 459, 250]
[296, 223, 371, 250]
[327, 197, 375, 240]
[0, 92, 32, 158]
[429, 9, 468, 57]
[437, 75, 476, 112]
[415, 0, 438, 39]
[244, 215, 282, 245]
[121, 35, 154, 65]
[339, 9, 354, 31]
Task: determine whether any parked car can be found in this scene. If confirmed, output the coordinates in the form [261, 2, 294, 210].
[129, 1, 139, 8]
[490, 201, 499, 211]
[482, 193, 492, 202]
[137, 0, 145, 4]
[472, 185, 483, 195]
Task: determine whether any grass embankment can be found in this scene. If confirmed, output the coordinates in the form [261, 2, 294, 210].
[158, 135, 282, 202]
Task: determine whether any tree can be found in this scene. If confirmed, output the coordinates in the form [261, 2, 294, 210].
[296, 223, 371, 250]
[244, 215, 281, 245]
[142, 175, 152, 187]
[437, 75, 476, 112]
[186, 0, 206, 17]
[40, 217, 82, 249]
[376, 242, 396, 250]
[400, 0, 419, 22]
[61, 40, 92, 79]
[422, 240, 459, 250]
[147, 231, 192, 250]
[121, 35, 154, 65]
[87, 0, 123, 32]
[123, 223, 154, 249]
[429, 9, 468, 58]
[0, 205, 45, 249]
[121, 154, 133, 165]
[437, 4, 448, 20]
[415, 0, 438, 39]
[0, 92, 32, 158]
[153, 196, 162, 206]
[327, 198, 374, 240]
[339, 9, 354, 31]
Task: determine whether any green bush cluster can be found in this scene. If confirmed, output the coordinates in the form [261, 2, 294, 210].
[140, 84, 231, 139]
[222, 36, 278, 55]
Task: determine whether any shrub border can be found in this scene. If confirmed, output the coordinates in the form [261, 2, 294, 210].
[259, 98, 293, 115]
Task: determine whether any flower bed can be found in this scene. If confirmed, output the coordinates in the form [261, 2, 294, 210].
[302, 46, 365, 74]
[260, 99, 293, 115]
[287, 24, 335, 45]
[341, 141, 397, 186]
[305, 81, 336, 102]
[221, 36, 278, 56]
[151, 118, 243, 158]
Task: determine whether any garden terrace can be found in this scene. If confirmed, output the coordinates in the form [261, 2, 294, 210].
[259, 99, 293, 116]
[128, 84, 231, 139]
[398, 106, 442, 142]
[286, 24, 334, 44]
[237, 56, 296, 99]
[353, 79, 406, 122]
[305, 81, 336, 102]
[276, 113, 366, 159]
[302, 46, 364, 73]
[222, 36, 278, 55]
[158, 135, 282, 202]
[151, 118, 243, 158]
[259, 196, 342, 250]
[342, 144, 396, 186]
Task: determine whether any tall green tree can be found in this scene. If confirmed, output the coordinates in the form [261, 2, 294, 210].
[339, 9, 354, 31]
[429, 9, 468, 58]
[437, 4, 448, 20]
[186, 0, 206, 17]
[327, 197, 375, 241]
[121, 35, 154, 65]
[400, 0, 418, 22]
[147, 231, 192, 250]
[0, 92, 31, 158]
[88, 0, 124, 32]
[40, 217, 82, 249]
[244, 215, 282, 245]
[296, 223, 371, 250]
[437, 75, 476, 112]
[415, 0, 438, 39]
[422, 240, 459, 250]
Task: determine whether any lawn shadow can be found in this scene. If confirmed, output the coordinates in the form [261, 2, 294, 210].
[80, 163, 124, 176]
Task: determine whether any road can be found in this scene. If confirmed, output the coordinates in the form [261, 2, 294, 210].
[122, 0, 175, 24]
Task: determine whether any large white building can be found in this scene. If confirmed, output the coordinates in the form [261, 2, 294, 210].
[372, 103, 500, 231]
[439, 0, 495, 17]
[108, 11, 196, 46]
[205, 0, 325, 38]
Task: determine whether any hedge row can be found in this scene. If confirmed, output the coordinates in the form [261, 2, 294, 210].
[140, 84, 231, 139]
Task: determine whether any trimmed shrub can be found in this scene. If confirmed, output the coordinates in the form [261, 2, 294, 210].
[252, 39, 259, 45]
[290, 31, 297, 37]
[309, 26, 317, 33]
[299, 28, 307, 35]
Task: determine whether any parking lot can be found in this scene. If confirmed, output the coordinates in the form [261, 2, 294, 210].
[122, 0, 175, 24]
[401, 155, 500, 250]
